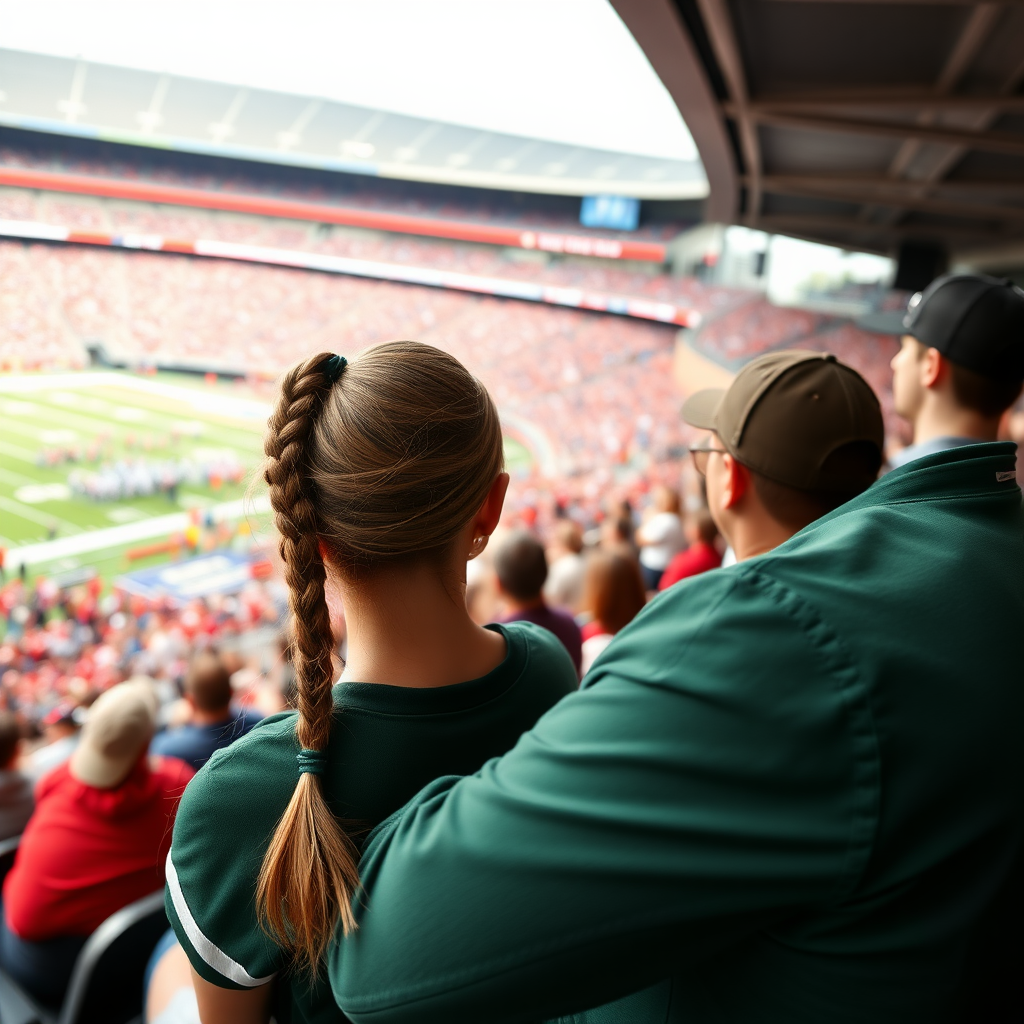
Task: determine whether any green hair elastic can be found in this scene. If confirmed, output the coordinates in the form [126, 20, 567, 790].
[324, 354, 347, 382]
[297, 748, 327, 775]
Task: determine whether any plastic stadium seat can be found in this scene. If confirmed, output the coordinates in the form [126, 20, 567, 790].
[0, 889, 167, 1024]
[0, 835, 22, 888]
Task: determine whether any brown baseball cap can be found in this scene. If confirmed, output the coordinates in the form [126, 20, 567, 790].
[681, 350, 884, 492]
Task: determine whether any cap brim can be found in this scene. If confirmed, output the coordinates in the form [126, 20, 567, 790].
[681, 389, 725, 430]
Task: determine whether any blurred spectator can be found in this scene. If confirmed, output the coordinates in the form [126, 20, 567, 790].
[636, 486, 685, 590]
[24, 703, 81, 782]
[599, 515, 636, 554]
[543, 520, 585, 613]
[150, 651, 262, 770]
[579, 552, 647, 676]
[0, 713, 33, 840]
[658, 509, 722, 590]
[494, 531, 582, 677]
[465, 558, 500, 628]
[0, 680, 193, 1005]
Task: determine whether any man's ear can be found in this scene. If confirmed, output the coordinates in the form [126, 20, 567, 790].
[721, 454, 750, 510]
[921, 347, 945, 389]
[473, 472, 510, 539]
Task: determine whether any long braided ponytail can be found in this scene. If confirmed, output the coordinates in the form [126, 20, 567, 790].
[256, 341, 504, 972]
[257, 352, 360, 971]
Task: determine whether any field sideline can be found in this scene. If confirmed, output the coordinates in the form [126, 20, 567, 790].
[0, 370, 535, 579]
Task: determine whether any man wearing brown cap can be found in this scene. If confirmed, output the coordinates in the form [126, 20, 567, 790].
[0, 680, 193, 1005]
[330, 351, 1023, 1024]
[682, 350, 883, 562]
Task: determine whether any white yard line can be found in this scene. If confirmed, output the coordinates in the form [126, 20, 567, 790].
[0, 440, 41, 463]
[0, 372, 272, 422]
[6, 494, 271, 570]
[0, 495, 83, 534]
[0, 466, 38, 487]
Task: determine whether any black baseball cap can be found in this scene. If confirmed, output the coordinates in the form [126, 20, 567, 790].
[903, 273, 1024, 382]
[681, 350, 884, 493]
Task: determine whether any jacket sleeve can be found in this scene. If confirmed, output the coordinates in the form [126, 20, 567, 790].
[330, 568, 880, 1024]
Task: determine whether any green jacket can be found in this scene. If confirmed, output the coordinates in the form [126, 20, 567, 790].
[331, 443, 1024, 1024]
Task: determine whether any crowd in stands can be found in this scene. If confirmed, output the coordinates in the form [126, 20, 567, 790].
[0, 186, 734, 312]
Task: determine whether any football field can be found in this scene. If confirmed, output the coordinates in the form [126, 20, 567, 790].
[0, 371, 271, 578]
[0, 370, 535, 581]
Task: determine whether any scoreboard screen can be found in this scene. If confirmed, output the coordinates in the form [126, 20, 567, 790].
[580, 195, 640, 232]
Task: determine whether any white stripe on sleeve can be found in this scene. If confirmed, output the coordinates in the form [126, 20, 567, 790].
[165, 850, 276, 988]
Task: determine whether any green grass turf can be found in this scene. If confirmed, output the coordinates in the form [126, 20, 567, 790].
[0, 371, 265, 549]
[1, 371, 535, 580]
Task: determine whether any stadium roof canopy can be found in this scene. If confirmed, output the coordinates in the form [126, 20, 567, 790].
[613, 0, 1024, 263]
[0, 48, 708, 202]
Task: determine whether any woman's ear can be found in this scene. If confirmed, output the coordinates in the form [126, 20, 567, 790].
[475, 473, 510, 540]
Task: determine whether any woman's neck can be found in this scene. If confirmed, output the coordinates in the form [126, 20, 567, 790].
[334, 561, 506, 689]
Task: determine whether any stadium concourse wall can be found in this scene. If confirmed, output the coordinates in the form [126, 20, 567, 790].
[673, 330, 735, 397]
[0, 167, 668, 263]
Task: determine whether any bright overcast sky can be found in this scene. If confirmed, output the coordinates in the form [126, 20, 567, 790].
[0, 0, 698, 161]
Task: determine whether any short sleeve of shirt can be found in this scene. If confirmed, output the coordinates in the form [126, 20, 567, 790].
[165, 713, 299, 990]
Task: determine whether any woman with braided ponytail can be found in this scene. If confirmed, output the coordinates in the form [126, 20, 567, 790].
[163, 341, 578, 1023]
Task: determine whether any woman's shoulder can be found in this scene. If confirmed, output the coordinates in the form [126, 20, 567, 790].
[177, 710, 299, 822]
[500, 620, 578, 693]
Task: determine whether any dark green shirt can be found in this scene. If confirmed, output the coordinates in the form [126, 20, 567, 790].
[331, 443, 1024, 1024]
[165, 621, 578, 1024]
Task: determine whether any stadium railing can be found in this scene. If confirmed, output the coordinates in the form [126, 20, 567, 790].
[0, 835, 21, 887]
[0, 889, 167, 1024]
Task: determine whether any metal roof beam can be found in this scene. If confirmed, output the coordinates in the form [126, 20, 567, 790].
[747, 93, 1024, 114]
[730, 107, 1024, 157]
[695, 0, 763, 224]
[751, 173, 1024, 201]
[758, 213, 1009, 241]
[755, 176, 1024, 221]
[886, 3, 999, 179]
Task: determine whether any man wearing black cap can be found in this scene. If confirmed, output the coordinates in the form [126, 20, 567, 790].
[330, 348, 1022, 1024]
[890, 272, 1024, 467]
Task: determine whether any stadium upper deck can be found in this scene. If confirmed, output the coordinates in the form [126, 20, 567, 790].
[0, 48, 707, 201]
[0, 127, 697, 262]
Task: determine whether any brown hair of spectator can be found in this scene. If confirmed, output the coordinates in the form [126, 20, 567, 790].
[690, 508, 719, 547]
[653, 485, 681, 515]
[494, 531, 548, 602]
[258, 341, 503, 971]
[185, 651, 232, 714]
[912, 337, 1024, 418]
[553, 519, 584, 555]
[582, 552, 647, 635]
[0, 713, 20, 770]
[751, 440, 881, 531]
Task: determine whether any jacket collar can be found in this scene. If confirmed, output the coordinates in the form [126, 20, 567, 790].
[851, 441, 1018, 509]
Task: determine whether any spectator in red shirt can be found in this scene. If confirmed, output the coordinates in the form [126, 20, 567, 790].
[658, 508, 722, 591]
[0, 679, 193, 1006]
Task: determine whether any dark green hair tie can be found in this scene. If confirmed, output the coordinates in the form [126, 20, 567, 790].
[297, 748, 327, 775]
[324, 354, 347, 382]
